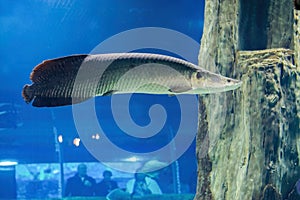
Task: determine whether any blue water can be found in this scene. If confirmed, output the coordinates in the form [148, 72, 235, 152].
[0, 0, 204, 198]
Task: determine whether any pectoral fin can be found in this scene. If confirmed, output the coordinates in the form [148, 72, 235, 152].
[102, 90, 118, 96]
[168, 85, 192, 93]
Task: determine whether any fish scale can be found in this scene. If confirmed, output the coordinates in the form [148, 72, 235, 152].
[22, 53, 242, 107]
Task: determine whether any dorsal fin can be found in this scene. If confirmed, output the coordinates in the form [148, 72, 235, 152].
[30, 54, 89, 84]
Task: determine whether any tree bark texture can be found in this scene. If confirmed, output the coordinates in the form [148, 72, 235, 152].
[196, 0, 299, 199]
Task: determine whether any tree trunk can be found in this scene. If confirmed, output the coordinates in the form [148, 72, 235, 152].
[195, 0, 300, 199]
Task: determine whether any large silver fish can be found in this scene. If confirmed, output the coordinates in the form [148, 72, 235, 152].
[22, 53, 242, 107]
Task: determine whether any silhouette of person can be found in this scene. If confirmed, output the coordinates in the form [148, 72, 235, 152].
[126, 172, 162, 197]
[95, 170, 118, 196]
[64, 164, 96, 197]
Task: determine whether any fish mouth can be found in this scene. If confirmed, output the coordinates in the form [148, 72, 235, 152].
[225, 78, 242, 88]
[192, 79, 242, 94]
[215, 75, 242, 91]
[233, 80, 243, 88]
[192, 69, 242, 94]
[218, 78, 242, 92]
[219, 79, 242, 93]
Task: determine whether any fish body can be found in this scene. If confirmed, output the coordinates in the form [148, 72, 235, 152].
[22, 53, 242, 107]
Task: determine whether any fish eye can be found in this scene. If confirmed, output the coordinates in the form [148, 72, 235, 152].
[196, 72, 202, 79]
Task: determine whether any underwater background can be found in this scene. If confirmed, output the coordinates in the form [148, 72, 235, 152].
[0, 0, 204, 199]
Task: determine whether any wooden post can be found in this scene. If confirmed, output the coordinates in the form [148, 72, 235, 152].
[196, 0, 300, 199]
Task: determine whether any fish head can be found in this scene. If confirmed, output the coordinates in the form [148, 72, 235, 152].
[191, 69, 242, 94]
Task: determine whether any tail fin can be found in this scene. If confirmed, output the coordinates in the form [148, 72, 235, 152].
[23, 54, 89, 107]
[22, 84, 34, 104]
